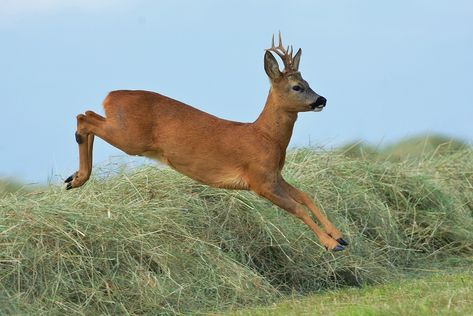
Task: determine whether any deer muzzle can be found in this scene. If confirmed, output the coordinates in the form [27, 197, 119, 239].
[310, 96, 327, 112]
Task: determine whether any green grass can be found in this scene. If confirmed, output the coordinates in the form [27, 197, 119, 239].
[339, 134, 469, 161]
[0, 139, 472, 314]
[227, 269, 473, 316]
[0, 178, 30, 198]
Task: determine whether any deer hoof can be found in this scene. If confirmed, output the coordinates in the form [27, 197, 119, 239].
[325, 244, 345, 252]
[65, 172, 78, 190]
[332, 245, 345, 252]
[65, 174, 74, 183]
[336, 238, 349, 246]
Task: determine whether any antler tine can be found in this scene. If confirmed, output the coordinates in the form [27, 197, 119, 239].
[267, 34, 287, 56]
[266, 32, 296, 73]
[267, 34, 287, 58]
[276, 31, 287, 54]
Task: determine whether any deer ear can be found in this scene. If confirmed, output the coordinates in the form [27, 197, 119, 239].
[264, 51, 282, 81]
[292, 48, 302, 71]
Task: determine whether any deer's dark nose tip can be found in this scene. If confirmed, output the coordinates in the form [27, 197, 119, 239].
[311, 96, 327, 110]
[315, 96, 327, 107]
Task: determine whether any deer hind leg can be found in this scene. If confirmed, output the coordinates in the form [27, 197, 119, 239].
[84, 111, 103, 171]
[254, 179, 344, 251]
[66, 110, 149, 189]
[281, 179, 348, 246]
[65, 111, 108, 190]
[87, 134, 94, 171]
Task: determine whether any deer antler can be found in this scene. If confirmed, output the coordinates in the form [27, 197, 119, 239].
[266, 32, 296, 74]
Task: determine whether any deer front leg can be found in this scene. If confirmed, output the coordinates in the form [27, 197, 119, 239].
[254, 180, 344, 251]
[281, 179, 348, 246]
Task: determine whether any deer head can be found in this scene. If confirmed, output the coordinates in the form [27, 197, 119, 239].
[264, 32, 327, 112]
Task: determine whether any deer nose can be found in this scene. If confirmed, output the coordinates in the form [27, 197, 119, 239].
[315, 96, 327, 107]
[311, 96, 327, 110]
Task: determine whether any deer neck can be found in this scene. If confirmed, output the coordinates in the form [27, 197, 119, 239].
[253, 89, 298, 151]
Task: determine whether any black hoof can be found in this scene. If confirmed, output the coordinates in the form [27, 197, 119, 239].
[332, 245, 345, 252]
[325, 245, 345, 252]
[65, 174, 74, 183]
[337, 238, 349, 246]
[66, 182, 73, 190]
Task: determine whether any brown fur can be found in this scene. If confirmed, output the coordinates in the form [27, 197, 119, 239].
[66, 36, 346, 250]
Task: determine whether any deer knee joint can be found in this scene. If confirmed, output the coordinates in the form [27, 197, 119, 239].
[76, 114, 86, 121]
[291, 207, 307, 220]
[299, 190, 310, 200]
[75, 131, 84, 144]
[85, 111, 105, 121]
[76, 114, 92, 136]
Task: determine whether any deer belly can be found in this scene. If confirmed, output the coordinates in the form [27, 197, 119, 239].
[143, 148, 249, 190]
[181, 165, 249, 190]
[204, 172, 249, 190]
[142, 150, 168, 165]
[170, 158, 249, 190]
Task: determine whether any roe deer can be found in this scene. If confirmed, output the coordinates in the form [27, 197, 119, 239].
[66, 33, 348, 251]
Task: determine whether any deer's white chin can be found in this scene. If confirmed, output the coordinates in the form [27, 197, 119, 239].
[312, 107, 323, 112]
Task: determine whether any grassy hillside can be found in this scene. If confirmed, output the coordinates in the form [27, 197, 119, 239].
[339, 134, 469, 161]
[0, 179, 28, 198]
[1, 144, 472, 314]
[229, 269, 473, 316]
[382, 134, 469, 161]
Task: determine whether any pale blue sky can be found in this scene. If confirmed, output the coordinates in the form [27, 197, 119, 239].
[1, 1, 472, 184]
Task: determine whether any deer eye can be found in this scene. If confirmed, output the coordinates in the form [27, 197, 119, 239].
[292, 85, 302, 92]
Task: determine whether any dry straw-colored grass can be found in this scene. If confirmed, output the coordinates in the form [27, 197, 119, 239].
[1, 146, 472, 314]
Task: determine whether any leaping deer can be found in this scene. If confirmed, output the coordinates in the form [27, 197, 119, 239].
[66, 33, 348, 251]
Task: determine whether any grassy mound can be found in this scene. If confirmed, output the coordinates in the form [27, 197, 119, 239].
[1, 148, 472, 314]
